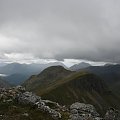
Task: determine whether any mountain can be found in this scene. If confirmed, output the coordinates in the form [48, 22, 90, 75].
[70, 62, 91, 71]
[79, 64, 120, 95]
[0, 62, 67, 85]
[41, 73, 120, 113]
[24, 66, 73, 91]
[0, 62, 67, 75]
[0, 77, 10, 88]
[23, 66, 120, 114]
[1, 86, 119, 120]
[5, 73, 29, 85]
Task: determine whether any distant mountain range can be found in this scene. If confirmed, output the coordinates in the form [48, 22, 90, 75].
[1, 62, 120, 94]
[0, 62, 67, 75]
[0, 62, 67, 85]
[0, 62, 120, 114]
[23, 66, 120, 114]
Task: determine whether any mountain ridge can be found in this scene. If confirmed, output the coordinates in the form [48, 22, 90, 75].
[23, 66, 120, 114]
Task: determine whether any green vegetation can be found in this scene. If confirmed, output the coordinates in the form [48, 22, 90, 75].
[23, 66, 120, 115]
[23, 66, 74, 91]
[41, 73, 120, 115]
[0, 101, 53, 120]
[0, 101, 69, 120]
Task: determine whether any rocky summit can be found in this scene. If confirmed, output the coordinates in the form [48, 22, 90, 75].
[0, 86, 120, 120]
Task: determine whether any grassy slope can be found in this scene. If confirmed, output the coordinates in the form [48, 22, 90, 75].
[0, 101, 53, 120]
[24, 66, 74, 91]
[0, 101, 69, 120]
[40, 72, 120, 115]
[82, 65, 120, 96]
[23, 66, 120, 115]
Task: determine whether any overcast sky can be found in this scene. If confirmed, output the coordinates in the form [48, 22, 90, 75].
[0, 0, 120, 65]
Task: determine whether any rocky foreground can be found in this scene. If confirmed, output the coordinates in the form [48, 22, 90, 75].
[0, 86, 120, 120]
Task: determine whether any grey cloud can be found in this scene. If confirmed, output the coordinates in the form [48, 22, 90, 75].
[0, 0, 120, 63]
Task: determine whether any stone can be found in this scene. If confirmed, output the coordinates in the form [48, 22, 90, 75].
[71, 109, 78, 114]
[69, 114, 83, 120]
[22, 113, 29, 117]
[70, 102, 99, 117]
[17, 92, 41, 105]
[69, 102, 100, 120]
[104, 108, 120, 120]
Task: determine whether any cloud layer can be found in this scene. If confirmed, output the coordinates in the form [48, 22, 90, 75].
[0, 0, 120, 63]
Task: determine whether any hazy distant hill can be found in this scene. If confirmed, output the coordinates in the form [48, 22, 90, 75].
[0, 62, 67, 85]
[0, 62, 67, 75]
[5, 73, 29, 85]
[23, 66, 120, 113]
[70, 62, 91, 71]
[0, 77, 10, 88]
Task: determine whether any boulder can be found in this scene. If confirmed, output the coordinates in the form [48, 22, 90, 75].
[70, 102, 100, 117]
[17, 92, 41, 105]
[69, 102, 102, 120]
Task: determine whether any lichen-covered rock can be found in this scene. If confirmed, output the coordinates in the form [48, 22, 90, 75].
[69, 102, 102, 120]
[70, 102, 100, 117]
[15, 85, 26, 92]
[17, 91, 41, 105]
[69, 114, 83, 120]
[17, 91, 61, 119]
[0, 86, 61, 119]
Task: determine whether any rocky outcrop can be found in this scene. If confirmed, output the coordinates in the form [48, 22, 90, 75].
[69, 102, 120, 120]
[0, 86, 61, 119]
[69, 102, 102, 120]
[17, 91, 61, 119]
[0, 86, 120, 120]
[17, 91, 41, 104]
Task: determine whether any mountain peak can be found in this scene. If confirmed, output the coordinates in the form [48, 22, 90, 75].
[38, 65, 69, 76]
[23, 66, 73, 91]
